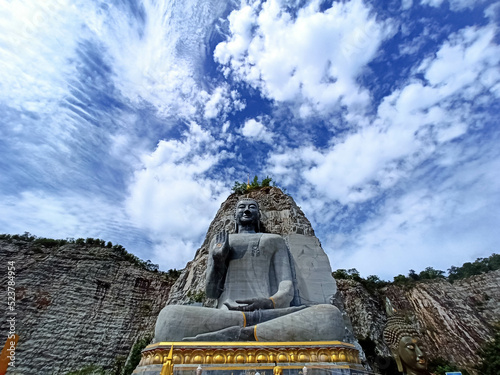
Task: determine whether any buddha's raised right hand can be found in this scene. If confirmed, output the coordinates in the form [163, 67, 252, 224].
[212, 230, 230, 261]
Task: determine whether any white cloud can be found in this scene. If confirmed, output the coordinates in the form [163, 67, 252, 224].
[0, 0, 82, 114]
[240, 118, 275, 144]
[214, 0, 396, 117]
[303, 23, 498, 204]
[267, 22, 500, 278]
[77, 0, 231, 120]
[420, 26, 499, 93]
[0, 0, 228, 122]
[420, 0, 445, 7]
[0, 190, 142, 249]
[203, 85, 245, 120]
[85, 1, 193, 119]
[328, 142, 500, 279]
[204, 86, 231, 119]
[485, 2, 500, 21]
[125, 122, 229, 269]
[402, 0, 413, 10]
[1, 0, 498, 282]
[421, 0, 489, 11]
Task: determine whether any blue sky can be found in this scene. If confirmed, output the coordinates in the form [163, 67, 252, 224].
[1, 0, 499, 280]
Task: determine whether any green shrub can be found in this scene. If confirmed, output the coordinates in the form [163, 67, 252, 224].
[33, 237, 66, 248]
[332, 268, 362, 282]
[419, 266, 445, 280]
[428, 357, 470, 375]
[393, 274, 410, 284]
[187, 290, 206, 303]
[361, 275, 388, 292]
[166, 268, 181, 280]
[231, 175, 275, 194]
[123, 335, 153, 375]
[475, 323, 500, 375]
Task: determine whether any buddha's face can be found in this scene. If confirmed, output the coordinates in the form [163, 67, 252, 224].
[235, 199, 259, 227]
[398, 336, 427, 374]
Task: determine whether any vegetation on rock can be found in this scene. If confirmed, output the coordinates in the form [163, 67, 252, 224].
[0, 233, 182, 279]
[231, 175, 274, 194]
[448, 254, 500, 282]
[333, 253, 500, 288]
[333, 255, 500, 374]
[122, 335, 153, 375]
[475, 322, 500, 375]
[187, 289, 206, 303]
[428, 357, 470, 375]
[332, 268, 387, 293]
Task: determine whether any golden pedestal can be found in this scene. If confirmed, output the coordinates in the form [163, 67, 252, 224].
[133, 341, 367, 375]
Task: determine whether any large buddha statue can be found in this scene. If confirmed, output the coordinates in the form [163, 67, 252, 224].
[383, 305, 430, 375]
[154, 198, 345, 342]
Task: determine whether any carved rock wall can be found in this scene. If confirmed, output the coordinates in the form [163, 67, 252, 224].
[0, 239, 173, 374]
[336, 270, 500, 374]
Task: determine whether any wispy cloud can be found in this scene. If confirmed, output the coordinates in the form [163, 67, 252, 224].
[1, 0, 498, 280]
[329, 135, 500, 278]
[420, 0, 489, 11]
[0, 190, 149, 251]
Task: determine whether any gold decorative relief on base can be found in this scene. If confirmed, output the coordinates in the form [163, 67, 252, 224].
[135, 341, 363, 375]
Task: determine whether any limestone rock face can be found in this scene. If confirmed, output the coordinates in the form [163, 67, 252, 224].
[336, 270, 500, 374]
[0, 239, 174, 374]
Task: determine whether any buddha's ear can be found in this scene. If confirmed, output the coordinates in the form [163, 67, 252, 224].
[391, 349, 403, 372]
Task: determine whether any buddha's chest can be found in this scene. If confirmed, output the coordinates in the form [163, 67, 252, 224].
[229, 234, 272, 260]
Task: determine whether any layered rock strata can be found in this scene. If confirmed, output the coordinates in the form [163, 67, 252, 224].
[0, 239, 174, 374]
[336, 270, 500, 374]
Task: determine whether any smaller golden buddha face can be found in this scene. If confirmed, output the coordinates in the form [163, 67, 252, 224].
[398, 336, 427, 373]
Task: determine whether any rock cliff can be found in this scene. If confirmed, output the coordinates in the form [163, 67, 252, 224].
[336, 270, 500, 374]
[0, 239, 174, 374]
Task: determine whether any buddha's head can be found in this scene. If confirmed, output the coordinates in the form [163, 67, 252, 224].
[234, 198, 261, 233]
[383, 316, 428, 375]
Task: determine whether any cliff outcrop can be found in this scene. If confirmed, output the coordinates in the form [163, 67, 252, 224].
[336, 270, 500, 374]
[0, 239, 174, 374]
